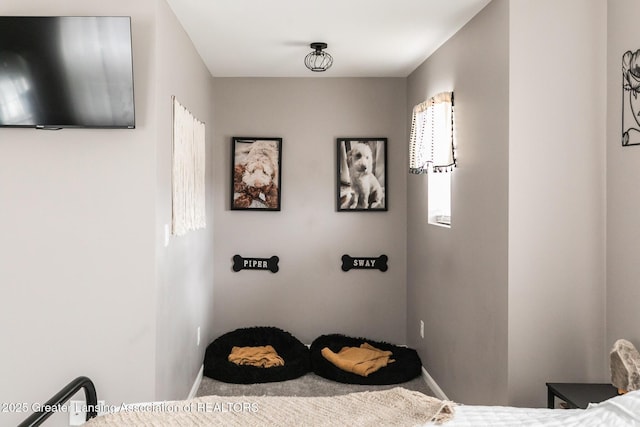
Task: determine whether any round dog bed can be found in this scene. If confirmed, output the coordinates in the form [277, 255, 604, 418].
[203, 326, 310, 384]
[310, 334, 422, 385]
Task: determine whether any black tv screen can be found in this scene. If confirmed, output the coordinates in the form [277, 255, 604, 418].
[0, 16, 135, 129]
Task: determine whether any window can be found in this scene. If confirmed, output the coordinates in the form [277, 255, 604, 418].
[408, 91, 455, 227]
[427, 169, 451, 227]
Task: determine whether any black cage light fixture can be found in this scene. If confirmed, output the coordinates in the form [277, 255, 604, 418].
[304, 42, 333, 72]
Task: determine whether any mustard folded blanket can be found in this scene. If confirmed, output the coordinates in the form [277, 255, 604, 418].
[228, 345, 285, 368]
[321, 343, 395, 377]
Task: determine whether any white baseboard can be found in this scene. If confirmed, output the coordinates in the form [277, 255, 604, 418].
[188, 364, 204, 400]
[421, 366, 449, 401]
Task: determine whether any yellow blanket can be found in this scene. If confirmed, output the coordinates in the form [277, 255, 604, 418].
[228, 345, 285, 368]
[321, 343, 395, 377]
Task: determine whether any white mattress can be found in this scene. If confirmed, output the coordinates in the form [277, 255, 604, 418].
[425, 390, 640, 426]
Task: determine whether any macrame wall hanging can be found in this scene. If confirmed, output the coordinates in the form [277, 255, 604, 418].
[172, 96, 206, 236]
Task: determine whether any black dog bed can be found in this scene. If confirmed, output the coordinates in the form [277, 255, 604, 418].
[203, 326, 310, 384]
[310, 334, 422, 385]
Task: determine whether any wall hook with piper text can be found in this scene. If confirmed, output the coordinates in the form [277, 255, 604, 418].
[232, 255, 279, 273]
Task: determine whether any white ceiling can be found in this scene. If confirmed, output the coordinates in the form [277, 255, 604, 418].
[165, 0, 491, 78]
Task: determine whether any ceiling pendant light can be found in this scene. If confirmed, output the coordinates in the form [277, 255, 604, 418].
[304, 42, 333, 72]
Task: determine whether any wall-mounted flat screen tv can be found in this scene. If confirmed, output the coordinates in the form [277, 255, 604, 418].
[0, 16, 135, 129]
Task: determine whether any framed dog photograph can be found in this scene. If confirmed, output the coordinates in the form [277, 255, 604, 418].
[337, 138, 387, 211]
[231, 137, 282, 211]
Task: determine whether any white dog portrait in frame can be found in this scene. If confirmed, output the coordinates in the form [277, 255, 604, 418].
[232, 137, 282, 210]
[338, 138, 387, 211]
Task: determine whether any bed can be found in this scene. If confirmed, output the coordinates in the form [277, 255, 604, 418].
[203, 326, 310, 384]
[309, 333, 423, 385]
[18, 376, 640, 426]
[426, 391, 640, 426]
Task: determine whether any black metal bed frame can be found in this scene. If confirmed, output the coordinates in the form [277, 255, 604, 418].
[18, 376, 98, 427]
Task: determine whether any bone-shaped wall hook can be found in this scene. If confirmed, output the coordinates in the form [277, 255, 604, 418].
[232, 255, 279, 273]
[341, 254, 388, 272]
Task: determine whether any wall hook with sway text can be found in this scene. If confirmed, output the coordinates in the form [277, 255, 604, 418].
[341, 254, 388, 272]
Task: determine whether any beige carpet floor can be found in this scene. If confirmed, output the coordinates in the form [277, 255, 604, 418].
[197, 372, 434, 398]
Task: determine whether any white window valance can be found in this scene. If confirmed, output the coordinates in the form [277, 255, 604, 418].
[409, 91, 455, 174]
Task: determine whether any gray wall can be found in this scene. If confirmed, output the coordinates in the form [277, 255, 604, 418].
[0, 1, 214, 424]
[154, 0, 215, 401]
[507, 0, 607, 407]
[407, 0, 607, 407]
[211, 78, 408, 345]
[3, 0, 636, 418]
[406, 0, 510, 406]
[607, 0, 640, 352]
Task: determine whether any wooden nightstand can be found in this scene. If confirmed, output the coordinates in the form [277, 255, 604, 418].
[546, 382, 618, 409]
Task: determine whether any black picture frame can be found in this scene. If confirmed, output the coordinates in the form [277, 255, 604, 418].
[337, 138, 387, 211]
[231, 137, 282, 211]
